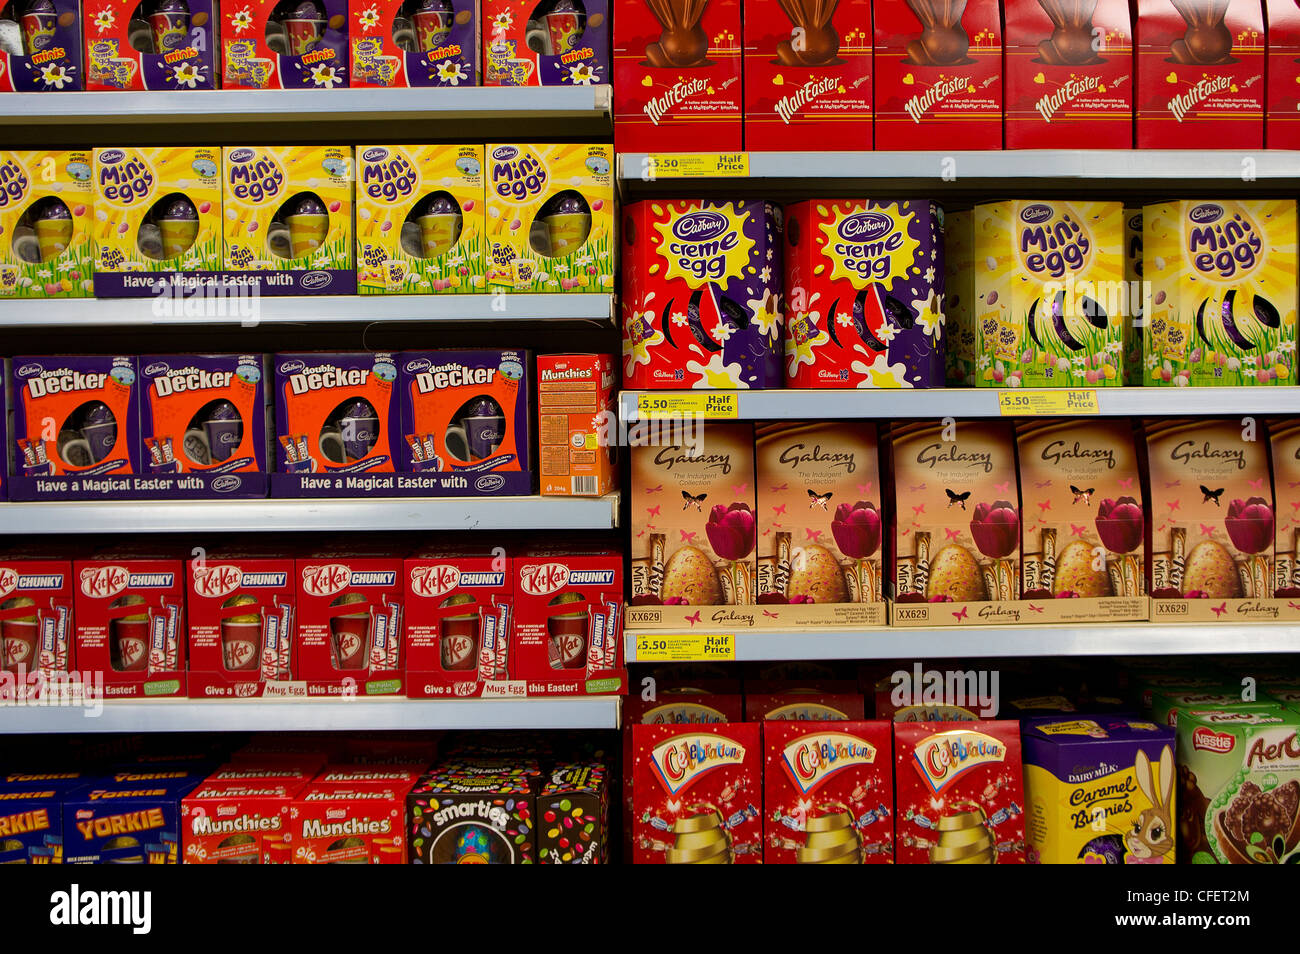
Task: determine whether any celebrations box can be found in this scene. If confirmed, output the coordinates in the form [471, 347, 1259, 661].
[537, 762, 607, 864]
[407, 773, 535, 863]
[84, 0, 215, 90]
[483, 0, 607, 87]
[61, 769, 204, 864]
[0, 0, 83, 91]
[351, 0, 476, 88]
[220, 0, 348, 89]
[0, 553, 73, 699]
[181, 778, 306, 864]
[0, 151, 93, 299]
[286, 783, 407, 863]
[744, 684, 866, 721]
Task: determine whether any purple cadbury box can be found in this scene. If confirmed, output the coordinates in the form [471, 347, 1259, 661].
[1, 0, 83, 92]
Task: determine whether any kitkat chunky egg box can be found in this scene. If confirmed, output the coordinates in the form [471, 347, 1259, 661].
[0, 552, 73, 701]
[0, 151, 93, 300]
[483, 0, 608, 87]
[351, 0, 476, 88]
[0, 0, 83, 91]
[83, 0, 215, 90]
[220, 0, 348, 89]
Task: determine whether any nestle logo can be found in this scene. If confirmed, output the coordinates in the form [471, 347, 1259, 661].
[492, 146, 519, 161]
[838, 211, 892, 242]
[404, 358, 432, 373]
[16, 363, 42, 377]
[519, 562, 569, 596]
[301, 563, 351, 597]
[1193, 726, 1235, 753]
[476, 475, 506, 492]
[143, 361, 169, 376]
[99, 149, 125, 164]
[1020, 204, 1054, 224]
[212, 475, 241, 493]
[279, 359, 306, 374]
[1190, 203, 1224, 224]
[229, 148, 256, 163]
[361, 147, 388, 162]
[301, 271, 331, 290]
[672, 210, 728, 241]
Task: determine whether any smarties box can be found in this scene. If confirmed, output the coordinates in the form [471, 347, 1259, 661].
[220, 0, 348, 89]
[537, 762, 607, 864]
[0, 0, 83, 92]
[351, 0, 476, 88]
[407, 773, 535, 863]
[0, 151, 93, 299]
[84, 0, 216, 90]
[62, 769, 203, 864]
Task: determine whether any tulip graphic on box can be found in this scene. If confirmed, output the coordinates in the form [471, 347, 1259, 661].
[970, 500, 1019, 600]
[1226, 497, 1274, 599]
[1096, 495, 1144, 597]
[706, 502, 756, 604]
[831, 500, 882, 602]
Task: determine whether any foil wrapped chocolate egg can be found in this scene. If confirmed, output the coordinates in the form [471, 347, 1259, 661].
[662, 545, 721, 605]
[927, 545, 984, 602]
[788, 544, 847, 603]
[1183, 541, 1241, 598]
[1054, 540, 1111, 598]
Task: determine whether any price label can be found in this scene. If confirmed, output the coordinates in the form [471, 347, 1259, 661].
[645, 153, 750, 179]
[636, 392, 738, 420]
[997, 389, 1099, 416]
[634, 633, 736, 662]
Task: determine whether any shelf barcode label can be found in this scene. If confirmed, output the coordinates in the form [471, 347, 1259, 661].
[635, 393, 738, 420]
[644, 153, 750, 179]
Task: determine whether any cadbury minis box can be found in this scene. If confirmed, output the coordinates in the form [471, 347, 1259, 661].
[483, 0, 606, 87]
[0, 0, 83, 91]
[220, 0, 348, 89]
[351, 0, 476, 88]
[84, 0, 216, 90]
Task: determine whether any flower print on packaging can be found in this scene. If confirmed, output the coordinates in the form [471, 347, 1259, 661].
[221, 0, 348, 89]
[0, 151, 94, 300]
[83, 0, 215, 90]
[482, 0, 608, 87]
[0, 0, 83, 91]
[351, 0, 476, 87]
[623, 200, 783, 390]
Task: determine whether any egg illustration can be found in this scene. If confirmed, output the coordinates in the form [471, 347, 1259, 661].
[787, 544, 847, 603]
[927, 545, 984, 602]
[1054, 540, 1111, 597]
[662, 546, 722, 605]
[1183, 541, 1241, 598]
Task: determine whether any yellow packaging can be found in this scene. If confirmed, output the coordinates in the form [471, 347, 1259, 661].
[356, 145, 485, 295]
[0, 151, 93, 299]
[93, 147, 222, 274]
[943, 209, 976, 387]
[975, 201, 1125, 388]
[1143, 200, 1297, 387]
[485, 143, 613, 294]
[222, 145, 353, 273]
[1122, 207, 1143, 385]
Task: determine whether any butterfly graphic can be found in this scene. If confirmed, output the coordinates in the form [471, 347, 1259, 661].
[944, 528, 961, 540]
[1200, 486, 1225, 507]
[733, 483, 748, 494]
[910, 483, 927, 492]
[1167, 500, 1181, 513]
[912, 504, 926, 516]
[1035, 479, 1052, 489]
[1038, 500, 1052, 513]
[1165, 480, 1181, 489]
[857, 482, 874, 494]
[808, 489, 833, 510]
[952, 607, 969, 622]
[682, 490, 707, 511]
[1291, 481, 1300, 489]
[636, 529, 646, 537]
[805, 529, 823, 541]
[772, 503, 787, 516]
[646, 505, 661, 517]
[769, 483, 788, 492]
[1027, 604, 1044, 614]
[679, 530, 697, 543]
[994, 481, 1010, 493]
[1249, 477, 1264, 490]
[646, 484, 663, 494]
[1200, 523, 1215, 536]
[763, 609, 779, 618]
[945, 489, 971, 510]
[1289, 601, 1300, 611]
[1210, 602, 1228, 618]
[1070, 523, 1087, 536]
[1119, 477, 1134, 489]
[1070, 485, 1094, 506]
[684, 611, 702, 626]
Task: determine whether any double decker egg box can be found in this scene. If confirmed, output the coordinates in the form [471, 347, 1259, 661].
[220, 0, 348, 89]
[84, 0, 215, 90]
[350, 0, 476, 88]
[482, 0, 607, 87]
[0, 0, 84, 91]
[0, 151, 93, 299]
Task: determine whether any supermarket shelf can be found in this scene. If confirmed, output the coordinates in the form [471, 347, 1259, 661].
[0, 494, 620, 534]
[0, 697, 621, 734]
[619, 387, 1300, 421]
[0, 294, 614, 328]
[625, 623, 1300, 661]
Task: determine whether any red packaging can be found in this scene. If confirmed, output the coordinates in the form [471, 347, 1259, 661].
[631, 722, 763, 864]
[230, 737, 331, 768]
[893, 721, 1026, 864]
[312, 764, 425, 789]
[205, 763, 318, 785]
[613, 0, 742, 152]
[1135, 0, 1264, 148]
[295, 547, 404, 696]
[404, 543, 511, 699]
[537, 354, 618, 498]
[286, 783, 407, 864]
[873, 0, 1003, 150]
[763, 720, 894, 863]
[0, 554, 73, 697]
[74, 546, 186, 698]
[187, 546, 296, 699]
[742, 0, 872, 151]
[744, 684, 867, 721]
[181, 778, 306, 864]
[1266, 0, 1300, 148]
[511, 547, 626, 696]
[1004, 0, 1133, 148]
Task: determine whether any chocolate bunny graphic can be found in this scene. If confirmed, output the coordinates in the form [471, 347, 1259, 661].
[1125, 745, 1175, 862]
[1167, 0, 1236, 65]
[1035, 0, 1103, 65]
[642, 0, 711, 67]
[774, 0, 842, 66]
[903, 0, 976, 66]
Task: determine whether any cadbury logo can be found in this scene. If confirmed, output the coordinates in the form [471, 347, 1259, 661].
[301, 271, 332, 290]
[16, 363, 42, 378]
[229, 148, 256, 164]
[279, 359, 306, 374]
[519, 562, 570, 596]
[404, 357, 432, 373]
[1190, 203, 1224, 224]
[837, 210, 893, 243]
[672, 210, 728, 242]
[1020, 203, 1054, 225]
[492, 146, 519, 161]
[99, 149, 126, 165]
[143, 362, 169, 376]
[476, 474, 506, 492]
[362, 147, 389, 162]
[212, 475, 241, 493]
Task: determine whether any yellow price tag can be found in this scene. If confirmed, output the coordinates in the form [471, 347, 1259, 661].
[646, 153, 750, 179]
[997, 389, 1099, 416]
[634, 633, 736, 662]
[636, 392, 738, 420]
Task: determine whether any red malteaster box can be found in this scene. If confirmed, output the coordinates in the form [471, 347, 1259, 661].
[742, 0, 872, 150]
[893, 721, 1026, 864]
[295, 548, 404, 696]
[632, 722, 762, 864]
[612, 0, 742, 153]
[74, 546, 186, 699]
[873, 0, 1002, 150]
[762, 720, 894, 863]
[182, 778, 307, 864]
[0, 553, 73, 697]
[1004, 0, 1133, 149]
[404, 544, 511, 700]
[286, 783, 408, 864]
[187, 547, 296, 699]
[1135, 0, 1264, 148]
[511, 547, 625, 696]
[744, 684, 867, 721]
[1265, 0, 1300, 148]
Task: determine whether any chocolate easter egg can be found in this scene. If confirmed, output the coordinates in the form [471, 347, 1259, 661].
[662, 546, 722, 605]
[1184, 541, 1241, 598]
[1054, 540, 1111, 598]
[788, 544, 847, 603]
[927, 545, 984, 602]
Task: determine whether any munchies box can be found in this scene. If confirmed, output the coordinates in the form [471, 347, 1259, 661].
[181, 777, 307, 864]
[537, 353, 617, 498]
[287, 783, 407, 864]
[0, 551, 73, 696]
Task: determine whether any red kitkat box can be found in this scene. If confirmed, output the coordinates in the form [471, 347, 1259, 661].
[613, 0, 742, 152]
[182, 778, 306, 864]
[187, 546, 296, 699]
[404, 543, 511, 699]
[873, 0, 1003, 150]
[1266, 0, 1300, 148]
[1004, 0, 1133, 148]
[286, 783, 407, 864]
[742, 0, 872, 150]
[893, 721, 1026, 864]
[0, 553, 73, 696]
[632, 722, 762, 864]
[74, 545, 186, 698]
[512, 547, 625, 695]
[763, 720, 894, 863]
[1135, 0, 1264, 148]
[295, 547, 403, 696]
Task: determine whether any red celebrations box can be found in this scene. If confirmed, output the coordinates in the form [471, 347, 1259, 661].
[873, 0, 1003, 150]
[537, 353, 618, 498]
[220, 0, 349, 89]
[181, 778, 307, 864]
[743, 0, 872, 151]
[1135, 0, 1264, 148]
[1266, 0, 1300, 148]
[1004, 0, 1133, 148]
[613, 0, 742, 152]
[763, 720, 893, 863]
[187, 546, 296, 699]
[893, 721, 1026, 864]
[512, 547, 625, 695]
[74, 544, 186, 698]
[404, 543, 512, 699]
[744, 683, 867, 720]
[296, 546, 404, 696]
[632, 722, 762, 863]
[286, 783, 407, 863]
[0, 552, 73, 697]
[83, 0, 216, 90]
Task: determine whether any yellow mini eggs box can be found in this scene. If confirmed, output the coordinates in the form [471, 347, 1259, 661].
[1143, 200, 1297, 387]
[0, 150, 93, 299]
[975, 201, 1125, 388]
[92, 147, 222, 285]
[485, 143, 613, 293]
[944, 209, 976, 387]
[356, 145, 485, 295]
[222, 145, 354, 279]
